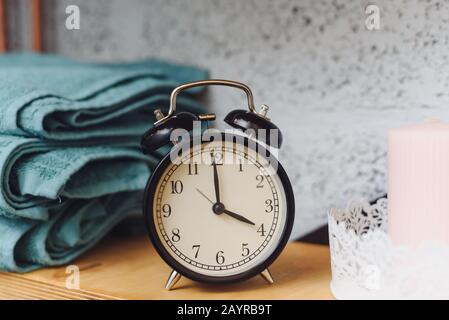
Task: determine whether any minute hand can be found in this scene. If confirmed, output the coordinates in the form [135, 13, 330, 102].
[223, 209, 255, 225]
[212, 160, 221, 203]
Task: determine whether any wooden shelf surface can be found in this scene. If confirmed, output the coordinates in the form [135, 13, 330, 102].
[0, 235, 333, 300]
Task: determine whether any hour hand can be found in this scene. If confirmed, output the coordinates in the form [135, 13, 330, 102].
[222, 209, 255, 226]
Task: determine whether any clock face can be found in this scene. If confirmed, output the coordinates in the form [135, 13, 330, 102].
[146, 136, 293, 280]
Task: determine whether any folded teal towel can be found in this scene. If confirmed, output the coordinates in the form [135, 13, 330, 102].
[0, 135, 156, 220]
[0, 54, 208, 272]
[0, 192, 143, 272]
[0, 53, 207, 140]
[0, 137, 154, 271]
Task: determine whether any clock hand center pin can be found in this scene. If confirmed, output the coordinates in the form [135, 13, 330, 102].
[195, 187, 224, 214]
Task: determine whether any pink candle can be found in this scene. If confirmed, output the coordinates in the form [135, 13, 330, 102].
[389, 120, 449, 246]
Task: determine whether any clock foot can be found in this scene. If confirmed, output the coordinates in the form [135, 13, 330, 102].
[260, 268, 274, 284]
[165, 270, 182, 290]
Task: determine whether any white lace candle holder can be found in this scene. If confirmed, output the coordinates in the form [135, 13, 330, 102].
[328, 197, 449, 299]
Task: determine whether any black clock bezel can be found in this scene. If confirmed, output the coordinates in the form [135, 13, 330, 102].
[143, 132, 295, 284]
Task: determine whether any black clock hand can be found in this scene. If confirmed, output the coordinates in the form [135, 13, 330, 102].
[211, 155, 221, 203]
[222, 209, 255, 226]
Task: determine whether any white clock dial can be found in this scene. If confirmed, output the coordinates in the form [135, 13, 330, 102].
[152, 139, 288, 277]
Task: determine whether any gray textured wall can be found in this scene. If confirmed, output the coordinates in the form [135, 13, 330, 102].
[6, 0, 449, 237]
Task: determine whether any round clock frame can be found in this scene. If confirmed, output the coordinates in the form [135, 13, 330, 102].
[143, 133, 295, 284]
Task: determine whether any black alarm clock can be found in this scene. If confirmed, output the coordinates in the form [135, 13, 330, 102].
[141, 80, 295, 290]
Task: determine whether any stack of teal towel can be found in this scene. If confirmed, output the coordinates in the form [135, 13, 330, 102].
[0, 53, 207, 272]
